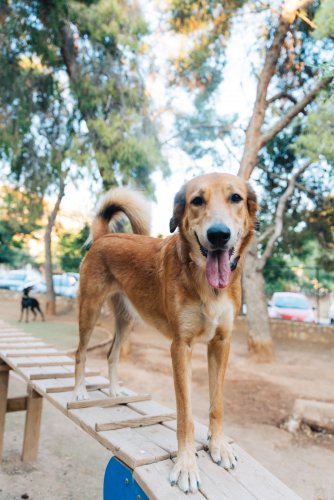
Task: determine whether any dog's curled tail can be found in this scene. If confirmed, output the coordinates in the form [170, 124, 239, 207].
[91, 187, 151, 241]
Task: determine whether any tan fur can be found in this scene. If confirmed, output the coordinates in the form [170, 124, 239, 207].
[91, 187, 150, 241]
[74, 172, 257, 493]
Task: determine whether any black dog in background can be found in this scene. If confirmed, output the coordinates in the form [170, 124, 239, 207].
[19, 286, 45, 322]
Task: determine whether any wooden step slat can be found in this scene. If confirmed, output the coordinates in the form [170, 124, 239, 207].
[0, 336, 35, 341]
[0, 343, 50, 350]
[17, 360, 74, 367]
[96, 413, 176, 432]
[46, 382, 110, 394]
[7, 350, 61, 357]
[67, 393, 151, 410]
[30, 370, 100, 380]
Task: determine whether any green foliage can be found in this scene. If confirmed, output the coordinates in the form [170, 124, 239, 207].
[0, 0, 166, 199]
[263, 255, 296, 295]
[313, 0, 334, 39]
[258, 123, 334, 294]
[0, 188, 42, 266]
[58, 223, 90, 272]
[170, 0, 246, 96]
[294, 94, 334, 163]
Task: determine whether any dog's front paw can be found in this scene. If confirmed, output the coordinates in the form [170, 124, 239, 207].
[169, 451, 201, 494]
[73, 386, 90, 401]
[109, 385, 133, 398]
[208, 436, 237, 470]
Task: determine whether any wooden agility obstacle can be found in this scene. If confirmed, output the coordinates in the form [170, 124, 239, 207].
[0, 320, 301, 499]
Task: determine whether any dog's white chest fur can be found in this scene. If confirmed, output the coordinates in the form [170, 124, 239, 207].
[200, 296, 234, 342]
[180, 295, 234, 342]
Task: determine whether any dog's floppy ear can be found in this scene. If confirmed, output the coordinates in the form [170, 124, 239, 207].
[170, 185, 186, 233]
[246, 182, 257, 223]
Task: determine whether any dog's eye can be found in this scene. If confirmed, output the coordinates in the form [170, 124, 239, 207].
[191, 196, 204, 207]
[230, 193, 243, 203]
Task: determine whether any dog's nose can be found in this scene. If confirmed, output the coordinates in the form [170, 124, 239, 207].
[207, 224, 231, 247]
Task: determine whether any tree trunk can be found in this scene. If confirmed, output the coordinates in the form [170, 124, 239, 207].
[44, 180, 65, 316]
[243, 237, 273, 362]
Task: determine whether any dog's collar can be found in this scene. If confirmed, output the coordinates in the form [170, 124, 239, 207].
[194, 232, 240, 271]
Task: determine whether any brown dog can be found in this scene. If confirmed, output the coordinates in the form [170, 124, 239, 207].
[74, 172, 257, 493]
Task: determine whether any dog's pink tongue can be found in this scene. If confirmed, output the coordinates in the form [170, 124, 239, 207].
[206, 250, 231, 288]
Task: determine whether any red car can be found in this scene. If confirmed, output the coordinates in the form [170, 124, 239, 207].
[268, 292, 316, 323]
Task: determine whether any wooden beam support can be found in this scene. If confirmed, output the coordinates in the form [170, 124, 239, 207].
[0, 362, 10, 460]
[95, 413, 176, 432]
[7, 396, 28, 413]
[21, 387, 43, 463]
[67, 393, 151, 410]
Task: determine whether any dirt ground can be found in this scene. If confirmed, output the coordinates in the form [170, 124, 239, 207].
[0, 290, 334, 500]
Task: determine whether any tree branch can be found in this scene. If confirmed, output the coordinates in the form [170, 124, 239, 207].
[161, 123, 231, 145]
[257, 161, 312, 270]
[257, 163, 318, 197]
[266, 91, 298, 105]
[258, 225, 275, 243]
[260, 77, 332, 147]
[238, 0, 318, 180]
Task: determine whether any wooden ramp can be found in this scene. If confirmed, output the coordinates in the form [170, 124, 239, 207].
[0, 320, 300, 499]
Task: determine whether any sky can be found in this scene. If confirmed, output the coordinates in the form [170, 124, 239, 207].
[61, 3, 264, 236]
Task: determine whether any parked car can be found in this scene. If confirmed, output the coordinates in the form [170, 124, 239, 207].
[329, 300, 334, 325]
[0, 269, 42, 292]
[35, 273, 79, 298]
[268, 292, 316, 323]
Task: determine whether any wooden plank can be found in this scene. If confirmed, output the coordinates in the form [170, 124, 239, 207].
[54, 398, 173, 467]
[7, 396, 28, 413]
[98, 426, 171, 468]
[229, 444, 301, 499]
[47, 382, 110, 393]
[17, 357, 74, 367]
[0, 341, 50, 352]
[67, 393, 151, 410]
[134, 424, 180, 457]
[30, 369, 100, 380]
[134, 459, 205, 499]
[195, 450, 255, 499]
[164, 420, 209, 447]
[128, 400, 176, 417]
[0, 336, 35, 341]
[96, 413, 176, 432]
[32, 376, 109, 394]
[44, 390, 108, 413]
[0, 343, 50, 350]
[0, 363, 9, 460]
[21, 388, 43, 463]
[18, 360, 74, 367]
[7, 349, 60, 357]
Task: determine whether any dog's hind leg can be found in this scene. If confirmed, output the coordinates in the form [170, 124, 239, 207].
[36, 304, 45, 321]
[107, 294, 134, 397]
[19, 306, 24, 322]
[31, 308, 37, 321]
[73, 285, 108, 401]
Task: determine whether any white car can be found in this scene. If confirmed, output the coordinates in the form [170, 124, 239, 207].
[35, 274, 79, 298]
[330, 300, 334, 325]
[268, 292, 316, 323]
[0, 269, 42, 292]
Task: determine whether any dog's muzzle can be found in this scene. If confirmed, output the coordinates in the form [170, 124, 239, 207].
[195, 232, 240, 272]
